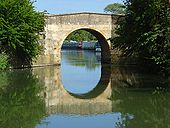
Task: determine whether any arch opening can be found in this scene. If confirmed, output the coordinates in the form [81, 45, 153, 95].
[80, 28, 111, 64]
[61, 28, 111, 64]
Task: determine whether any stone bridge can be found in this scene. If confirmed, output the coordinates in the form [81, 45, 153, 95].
[35, 12, 123, 66]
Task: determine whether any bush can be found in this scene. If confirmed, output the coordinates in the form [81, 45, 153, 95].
[0, 53, 9, 70]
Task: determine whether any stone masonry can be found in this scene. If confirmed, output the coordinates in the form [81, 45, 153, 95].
[34, 12, 123, 66]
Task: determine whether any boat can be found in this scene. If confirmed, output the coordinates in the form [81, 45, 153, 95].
[95, 46, 101, 52]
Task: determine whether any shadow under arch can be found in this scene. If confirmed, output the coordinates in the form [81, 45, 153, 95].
[62, 28, 111, 64]
[65, 64, 111, 99]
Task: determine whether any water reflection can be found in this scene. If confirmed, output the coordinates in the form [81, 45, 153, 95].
[111, 87, 170, 128]
[33, 66, 113, 115]
[111, 66, 170, 128]
[0, 50, 170, 128]
[61, 49, 101, 70]
[68, 64, 111, 99]
[34, 65, 169, 128]
[0, 69, 46, 128]
[37, 113, 123, 128]
[61, 49, 102, 94]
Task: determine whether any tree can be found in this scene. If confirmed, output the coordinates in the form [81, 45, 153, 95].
[104, 3, 125, 14]
[66, 30, 97, 42]
[112, 0, 170, 75]
[0, 0, 45, 66]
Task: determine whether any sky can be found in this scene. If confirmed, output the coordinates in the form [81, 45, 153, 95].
[33, 0, 123, 14]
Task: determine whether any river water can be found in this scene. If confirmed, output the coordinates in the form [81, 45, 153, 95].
[0, 50, 170, 128]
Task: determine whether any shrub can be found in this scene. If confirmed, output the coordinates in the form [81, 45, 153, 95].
[0, 53, 9, 70]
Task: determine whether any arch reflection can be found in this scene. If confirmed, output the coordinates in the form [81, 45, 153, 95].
[33, 64, 112, 115]
[67, 64, 111, 99]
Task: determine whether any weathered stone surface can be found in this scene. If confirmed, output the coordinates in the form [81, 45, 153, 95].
[34, 12, 124, 66]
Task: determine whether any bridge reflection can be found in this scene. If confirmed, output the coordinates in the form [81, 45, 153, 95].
[33, 64, 168, 116]
[33, 64, 113, 115]
[68, 64, 111, 99]
[0, 64, 169, 127]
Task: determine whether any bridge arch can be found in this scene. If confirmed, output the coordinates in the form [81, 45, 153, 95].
[60, 28, 111, 63]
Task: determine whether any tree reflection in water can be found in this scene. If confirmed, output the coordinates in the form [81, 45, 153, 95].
[111, 66, 170, 128]
[0, 62, 169, 128]
[0, 69, 46, 128]
[61, 49, 101, 70]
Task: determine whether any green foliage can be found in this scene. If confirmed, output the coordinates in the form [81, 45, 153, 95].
[112, 0, 170, 75]
[0, 69, 46, 128]
[0, 53, 9, 70]
[0, 71, 8, 88]
[110, 86, 170, 128]
[104, 3, 126, 14]
[0, 0, 45, 66]
[66, 30, 97, 42]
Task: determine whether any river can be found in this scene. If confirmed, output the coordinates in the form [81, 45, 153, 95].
[0, 49, 170, 128]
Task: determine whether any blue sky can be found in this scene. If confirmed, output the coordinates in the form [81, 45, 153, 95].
[34, 0, 123, 14]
